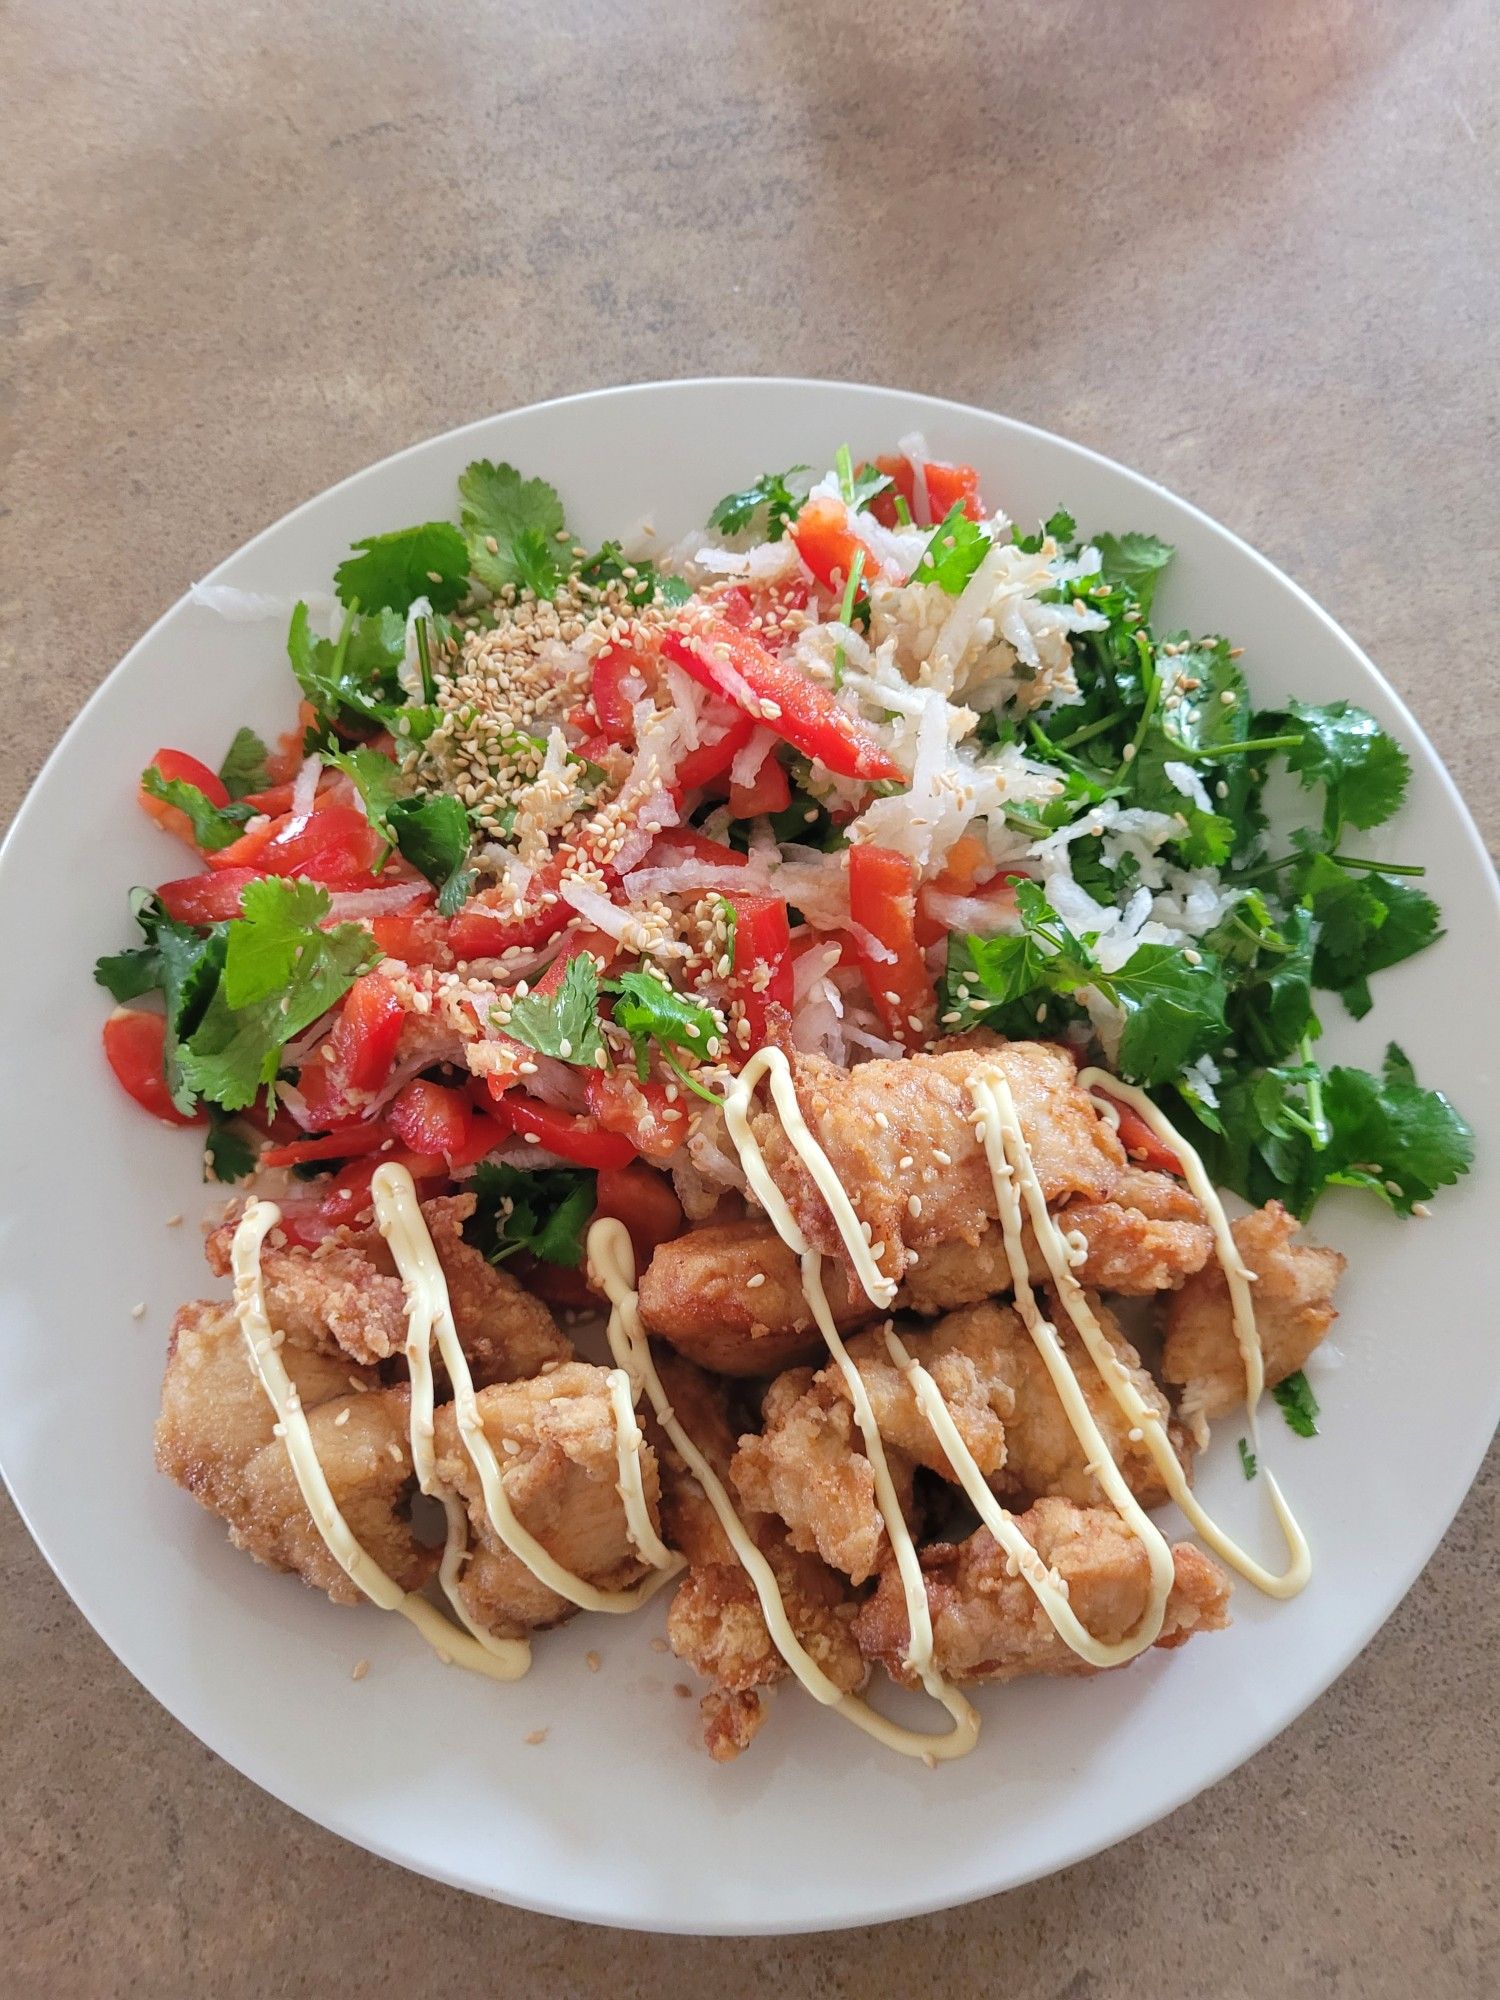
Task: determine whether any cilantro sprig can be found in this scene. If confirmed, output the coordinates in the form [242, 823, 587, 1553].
[708, 466, 811, 542]
[139, 767, 255, 851]
[460, 460, 572, 600]
[502, 956, 606, 1068]
[468, 1161, 596, 1268]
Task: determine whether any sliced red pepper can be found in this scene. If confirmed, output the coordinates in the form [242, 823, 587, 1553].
[590, 635, 653, 744]
[592, 1160, 686, 1267]
[788, 496, 884, 597]
[261, 1121, 395, 1168]
[674, 704, 758, 792]
[728, 745, 792, 819]
[315, 1150, 446, 1232]
[327, 973, 405, 1094]
[445, 1107, 511, 1170]
[848, 844, 936, 1048]
[208, 804, 385, 889]
[642, 827, 750, 872]
[156, 866, 264, 926]
[662, 621, 902, 785]
[506, 1094, 637, 1168]
[1101, 1099, 1184, 1177]
[369, 909, 454, 967]
[868, 455, 985, 529]
[449, 855, 574, 960]
[388, 1078, 475, 1160]
[102, 1008, 204, 1126]
[723, 894, 794, 1053]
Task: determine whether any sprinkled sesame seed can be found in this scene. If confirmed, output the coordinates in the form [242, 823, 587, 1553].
[334, 1407, 351, 1427]
[164, 1213, 183, 1228]
[130, 1301, 146, 1320]
[524, 1728, 549, 1745]
[650, 1636, 670, 1654]
[907, 1195, 922, 1218]
[351, 1658, 371, 1681]
[1184, 948, 1202, 965]
[586, 1650, 602, 1672]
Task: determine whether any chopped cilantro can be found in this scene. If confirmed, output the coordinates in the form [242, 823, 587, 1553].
[333, 520, 470, 617]
[1272, 1370, 1320, 1438]
[459, 460, 571, 600]
[502, 955, 605, 1068]
[204, 1113, 257, 1185]
[139, 766, 254, 851]
[1095, 531, 1175, 618]
[1237, 1438, 1258, 1480]
[608, 967, 725, 1080]
[578, 542, 692, 608]
[387, 793, 473, 911]
[707, 466, 811, 542]
[288, 601, 413, 732]
[836, 446, 892, 513]
[1261, 699, 1410, 838]
[1011, 508, 1077, 554]
[217, 727, 271, 801]
[468, 1161, 596, 1268]
[910, 504, 992, 594]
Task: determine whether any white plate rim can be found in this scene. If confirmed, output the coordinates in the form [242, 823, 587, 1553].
[2, 377, 1495, 1934]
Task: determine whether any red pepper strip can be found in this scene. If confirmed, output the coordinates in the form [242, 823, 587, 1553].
[1101, 1098, 1184, 1178]
[448, 854, 574, 959]
[207, 804, 386, 888]
[506, 1095, 637, 1169]
[261, 1122, 395, 1168]
[156, 866, 265, 926]
[328, 973, 406, 1093]
[868, 455, 985, 529]
[590, 636, 651, 744]
[788, 496, 885, 596]
[584, 1070, 681, 1161]
[724, 894, 794, 1053]
[662, 622, 902, 785]
[102, 1008, 204, 1126]
[674, 704, 758, 792]
[643, 827, 750, 871]
[315, 1151, 447, 1233]
[369, 909, 453, 967]
[138, 748, 232, 851]
[729, 745, 792, 819]
[592, 1159, 686, 1265]
[847, 845, 936, 1048]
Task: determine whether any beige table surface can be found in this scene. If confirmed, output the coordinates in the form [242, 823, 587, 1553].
[3, 0, 1496, 1993]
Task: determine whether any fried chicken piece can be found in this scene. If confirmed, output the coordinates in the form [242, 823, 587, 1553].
[853, 1499, 1230, 1687]
[730, 1369, 918, 1586]
[431, 1362, 661, 1639]
[206, 1194, 569, 1386]
[650, 1353, 866, 1759]
[638, 1220, 867, 1376]
[1161, 1200, 1345, 1438]
[155, 1299, 430, 1602]
[639, 1165, 1210, 1374]
[750, 1042, 1124, 1288]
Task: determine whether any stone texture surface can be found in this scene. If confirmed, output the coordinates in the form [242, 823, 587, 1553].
[1, 0, 1495, 1992]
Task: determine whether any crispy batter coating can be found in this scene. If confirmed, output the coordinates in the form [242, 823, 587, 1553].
[155, 1300, 430, 1602]
[206, 1194, 569, 1385]
[853, 1499, 1230, 1687]
[750, 1042, 1125, 1288]
[650, 1352, 866, 1759]
[431, 1362, 660, 1639]
[637, 1163, 1205, 1375]
[1162, 1201, 1345, 1434]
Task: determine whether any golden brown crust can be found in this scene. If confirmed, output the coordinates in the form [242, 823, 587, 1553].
[155, 1299, 430, 1603]
[853, 1499, 1231, 1687]
[1162, 1201, 1345, 1429]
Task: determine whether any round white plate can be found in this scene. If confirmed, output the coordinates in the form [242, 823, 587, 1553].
[2, 381, 1495, 1934]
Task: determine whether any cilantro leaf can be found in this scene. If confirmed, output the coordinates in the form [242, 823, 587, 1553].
[1295, 853, 1443, 1017]
[1109, 945, 1229, 1085]
[1012, 508, 1077, 554]
[1206, 893, 1317, 1065]
[217, 727, 271, 801]
[468, 1161, 596, 1269]
[1095, 532, 1174, 618]
[578, 542, 692, 609]
[140, 766, 254, 851]
[911, 504, 992, 594]
[458, 460, 570, 600]
[288, 601, 410, 730]
[204, 1113, 257, 1185]
[95, 890, 232, 1109]
[95, 942, 166, 1002]
[334, 521, 470, 617]
[177, 881, 377, 1110]
[1238, 1438, 1258, 1480]
[608, 967, 726, 1076]
[1265, 700, 1410, 836]
[1272, 1370, 1320, 1438]
[707, 466, 811, 542]
[841, 453, 893, 513]
[1319, 1044, 1475, 1213]
[503, 955, 605, 1068]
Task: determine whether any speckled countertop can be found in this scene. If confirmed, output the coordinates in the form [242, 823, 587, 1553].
[2, 1, 1496, 1992]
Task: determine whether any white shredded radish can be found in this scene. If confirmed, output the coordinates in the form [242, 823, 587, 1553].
[291, 755, 322, 819]
[189, 581, 335, 623]
[321, 881, 429, 922]
[558, 878, 632, 939]
[1163, 759, 1215, 813]
[610, 788, 680, 876]
[847, 920, 897, 965]
[897, 432, 932, 525]
[399, 594, 433, 701]
[730, 725, 777, 787]
[921, 887, 1017, 936]
[621, 860, 770, 902]
[841, 1020, 907, 1060]
[792, 940, 844, 1004]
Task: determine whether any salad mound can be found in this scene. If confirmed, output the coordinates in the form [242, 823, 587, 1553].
[97, 440, 1473, 1292]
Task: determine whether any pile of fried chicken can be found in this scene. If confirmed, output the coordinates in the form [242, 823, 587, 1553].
[157, 1039, 1344, 1760]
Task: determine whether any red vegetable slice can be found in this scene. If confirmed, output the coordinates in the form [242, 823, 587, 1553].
[847, 844, 935, 1048]
[788, 496, 884, 595]
[138, 747, 232, 850]
[592, 1159, 685, 1266]
[506, 1095, 637, 1169]
[102, 1008, 203, 1126]
[662, 621, 902, 784]
[388, 1078, 475, 1160]
[156, 867, 264, 926]
[868, 455, 985, 529]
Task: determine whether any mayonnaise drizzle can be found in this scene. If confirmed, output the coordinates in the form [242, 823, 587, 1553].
[589, 1216, 980, 1760]
[371, 1164, 681, 1617]
[229, 1198, 527, 1680]
[1071, 1074, 1311, 1599]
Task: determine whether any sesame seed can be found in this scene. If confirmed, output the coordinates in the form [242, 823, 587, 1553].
[586, 1650, 602, 1672]
[524, 1728, 549, 1745]
[650, 1636, 670, 1654]
[747, 1273, 766, 1290]
[1184, 948, 1202, 965]
[1121, 743, 1136, 762]
[1411, 1201, 1431, 1218]
[908, 1195, 922, 1218]
[164, 1212, 183, 1228]
[130, 1301, 146, 1320]
[334, 1407, 351, 1427]
[351, 1658, 371, 1681]
[933, 1148, 952, 1166]
[898, 1154, 913, 1169]
[523, 1132, 541, 1145]
[874, 1110, 890, 1130]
